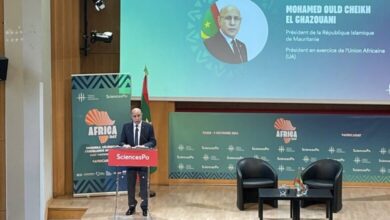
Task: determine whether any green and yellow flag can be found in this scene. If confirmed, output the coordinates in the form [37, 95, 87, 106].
[141, 66, 151, 123]
[201, 3, 220, 40]
[141, 66, 157, 173]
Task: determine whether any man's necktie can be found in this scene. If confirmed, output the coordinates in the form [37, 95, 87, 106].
[134, 125, 139, 146]
[231, 39, 239, 55]
[231, 39, 243, 63]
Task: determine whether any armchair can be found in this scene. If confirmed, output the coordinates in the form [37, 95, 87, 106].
[301, 159, 343, 213]
[236, 158, 278, 210]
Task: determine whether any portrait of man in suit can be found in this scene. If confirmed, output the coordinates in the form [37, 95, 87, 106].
[204, 5, 248, 64]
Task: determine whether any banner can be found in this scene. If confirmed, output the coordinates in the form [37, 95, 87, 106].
[72, 73, 131, 195]
[169, 112, 390, 183]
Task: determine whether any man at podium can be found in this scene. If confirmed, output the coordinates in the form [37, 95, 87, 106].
[120, 107, 157, 216]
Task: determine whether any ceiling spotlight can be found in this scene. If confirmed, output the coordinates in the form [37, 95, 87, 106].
[92, 0, 105, 11]
[90, 31, 113, 43]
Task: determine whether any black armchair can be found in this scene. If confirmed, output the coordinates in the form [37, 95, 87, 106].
[236, 158, 278, 210]
[301, 159, 343, 213]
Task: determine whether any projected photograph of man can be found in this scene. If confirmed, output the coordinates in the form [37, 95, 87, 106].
[201, 0, 268, 64]
[204, 5, 247, 64]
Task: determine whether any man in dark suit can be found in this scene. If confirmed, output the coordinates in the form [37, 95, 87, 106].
[120, 108, 156, 217]
[204, 5, 248, 64]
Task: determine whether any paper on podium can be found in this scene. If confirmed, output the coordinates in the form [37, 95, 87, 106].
[133, 145, 149, 149]
[121, 144, 149, 149]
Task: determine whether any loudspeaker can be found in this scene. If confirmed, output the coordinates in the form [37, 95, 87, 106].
[0, 57, 8, 81]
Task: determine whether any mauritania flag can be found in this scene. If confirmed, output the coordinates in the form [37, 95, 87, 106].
[201, 3, 220, 40]
[141, 66, 157, 173]
[141, 66, 151, 123]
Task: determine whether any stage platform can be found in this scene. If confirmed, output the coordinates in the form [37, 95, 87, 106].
[48, 185, 390, 220]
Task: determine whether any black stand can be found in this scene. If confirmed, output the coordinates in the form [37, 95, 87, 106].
[114, 167, 120, 219]
[146, 166, 153, 219]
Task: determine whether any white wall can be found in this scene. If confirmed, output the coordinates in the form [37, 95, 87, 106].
[4, 0, 52, 219]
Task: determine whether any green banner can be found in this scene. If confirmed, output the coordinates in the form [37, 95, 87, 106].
[169, 112, 390, 183]
[72, 73, 131, 195]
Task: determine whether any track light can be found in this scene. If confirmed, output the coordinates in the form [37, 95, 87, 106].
[81, 0, 112, 55]
[92, 0, 105, 11]
[90, 31, 113, 43]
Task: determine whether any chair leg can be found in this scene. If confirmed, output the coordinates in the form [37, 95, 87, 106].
[238, 204, 244, 210]
[237, 187, 244, 210]
[332, 191, 342, 213]
[332, 201, 342, 213]
[237, 197, 244, 210]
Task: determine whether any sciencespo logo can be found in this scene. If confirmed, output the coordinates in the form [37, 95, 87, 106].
[85, 108, 117, 144]
[274, 118, 297, 144]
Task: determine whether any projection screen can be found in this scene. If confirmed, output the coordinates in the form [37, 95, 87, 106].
[120, 0, 390, 104]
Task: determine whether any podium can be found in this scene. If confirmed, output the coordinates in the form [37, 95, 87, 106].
[108, 147, 158, 219]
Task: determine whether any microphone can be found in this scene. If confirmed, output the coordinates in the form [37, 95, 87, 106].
[140, 132, 146, 143]
[139, 129, 156, 149]
[139, 132, 150, 148]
